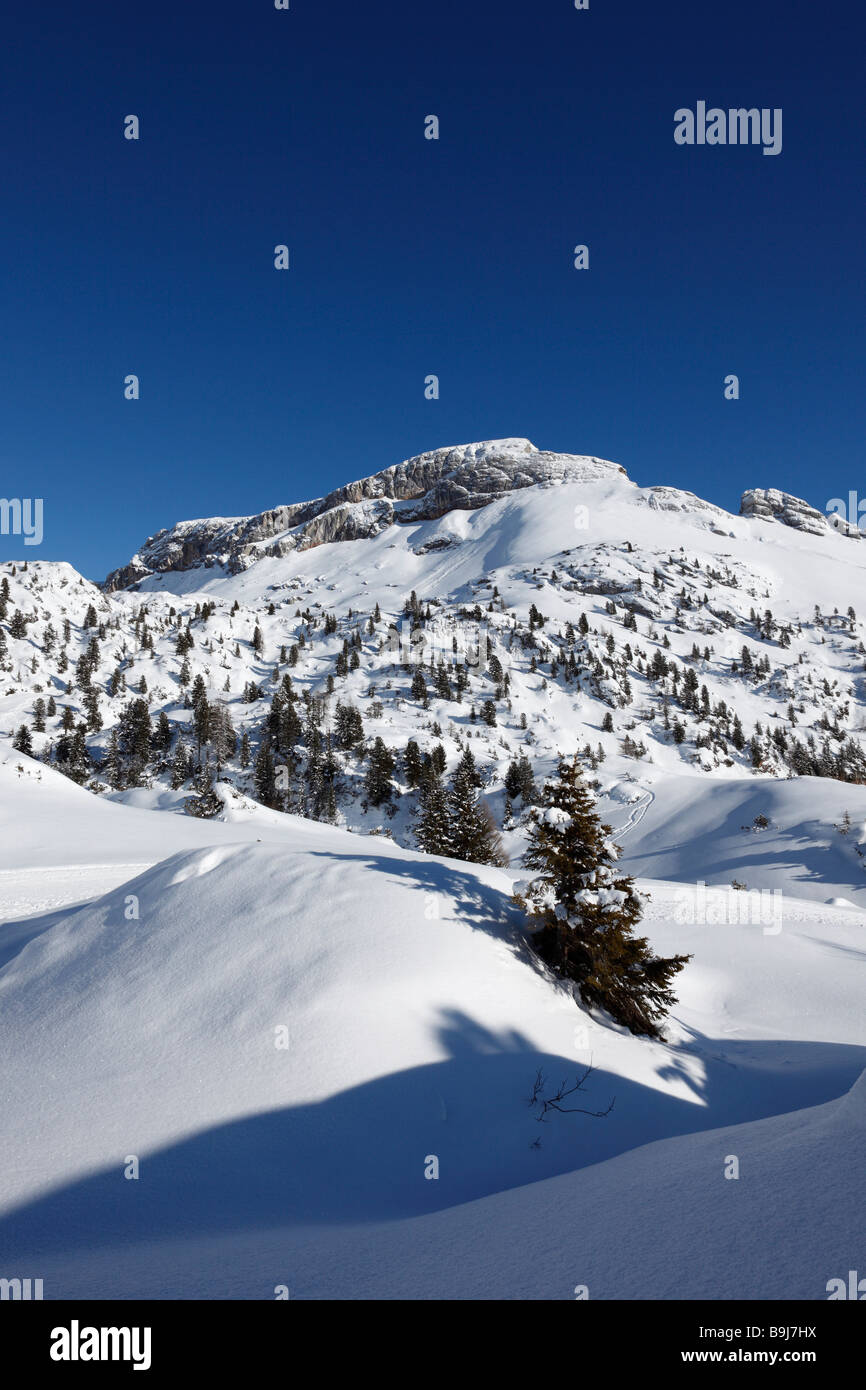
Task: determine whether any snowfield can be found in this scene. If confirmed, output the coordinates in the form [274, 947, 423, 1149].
[1, 438, 865, 1299]
[0, 756, 863, 1298]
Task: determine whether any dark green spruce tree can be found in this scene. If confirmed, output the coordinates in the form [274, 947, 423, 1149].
[446, 751, 507, 866]
[365, 736, 395, 807]
[515, 755, 690, 1038]
[414, 771, 452, 855]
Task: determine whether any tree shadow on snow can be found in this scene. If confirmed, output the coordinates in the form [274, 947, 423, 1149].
[0, 1008, 862, 1273]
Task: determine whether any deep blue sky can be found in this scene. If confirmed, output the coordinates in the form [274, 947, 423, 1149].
[1, 1, 862, 579]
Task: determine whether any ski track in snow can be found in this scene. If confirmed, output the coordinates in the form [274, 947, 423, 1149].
[610, 788, 654, 841]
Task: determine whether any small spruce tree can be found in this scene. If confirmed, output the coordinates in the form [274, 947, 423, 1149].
[446, 756, 507, 865]
[515, 756, 690, 1038]
[414, 773, 452, 855]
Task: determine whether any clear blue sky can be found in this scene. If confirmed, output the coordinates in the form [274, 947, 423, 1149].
[1, 1, 862, 580]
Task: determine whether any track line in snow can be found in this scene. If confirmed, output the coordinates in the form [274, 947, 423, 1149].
[611, 788, 654, 841]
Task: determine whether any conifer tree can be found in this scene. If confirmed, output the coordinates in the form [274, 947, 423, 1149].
[365, 736, 395, 806]
[504, 753, 535, 803]
[104, 727, 123, 789]
[435, 666, 451, 700]
[305, 727, 325, 814]
[154, 710, 172, 755]
[170, 740, 191, 789]
[515, 756, 690, 1038]
[118, 697, 152, 784]
[447, 755, 507, 865]
[83, 688, 102, 733]
[54, 725, 91, 785]
[414, 773, 452, 855]
[211, 704, 236, 773]
[454, 745, 481, 787]
[12, 723, 33, 754]
[185, 762, 223, 819]
[334, 701, 362, 751]
[254, 739, 280, 809]
[430, 742, 447, 777]
[403, 738, 423, 788]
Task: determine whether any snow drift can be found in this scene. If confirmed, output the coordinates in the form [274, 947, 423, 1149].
[1, 809, 863, 1297]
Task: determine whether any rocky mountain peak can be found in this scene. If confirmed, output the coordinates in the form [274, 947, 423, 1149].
[103, 440, 628, 590]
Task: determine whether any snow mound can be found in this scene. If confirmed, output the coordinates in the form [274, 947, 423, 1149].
[1, 829, 864, 1297]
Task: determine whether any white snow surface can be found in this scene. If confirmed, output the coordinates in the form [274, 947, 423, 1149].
[0, 754, 863, 1299]
[2, 439, 866, 1298]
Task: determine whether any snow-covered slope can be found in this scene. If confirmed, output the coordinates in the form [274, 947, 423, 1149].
[4, 439, 866, 912]
[103, 436, 861, 610]
[2, 438, 865, 1299]
[0, 791, 863, 1299]
[4, 436, 866, 868]
[616, 774, 866, 904]
[0, 748, 331, 926]
[102, 439, 629, 589]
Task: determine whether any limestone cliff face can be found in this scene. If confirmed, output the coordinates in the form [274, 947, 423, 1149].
[103, 439, 628, 589]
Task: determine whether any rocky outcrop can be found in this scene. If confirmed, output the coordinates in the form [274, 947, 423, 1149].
[739, 488, 859, 538]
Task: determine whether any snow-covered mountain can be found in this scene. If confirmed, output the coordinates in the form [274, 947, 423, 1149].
[102, 437, 857, 595]
[102, 439, 630, 589]
[1, 437, 865, 1299]
[4, 437, 866, 843]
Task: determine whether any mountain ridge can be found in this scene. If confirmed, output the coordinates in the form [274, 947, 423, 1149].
[6, 431, 866, 873]
[103, 437, 855, 592]
[103, 438, 626, 589]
